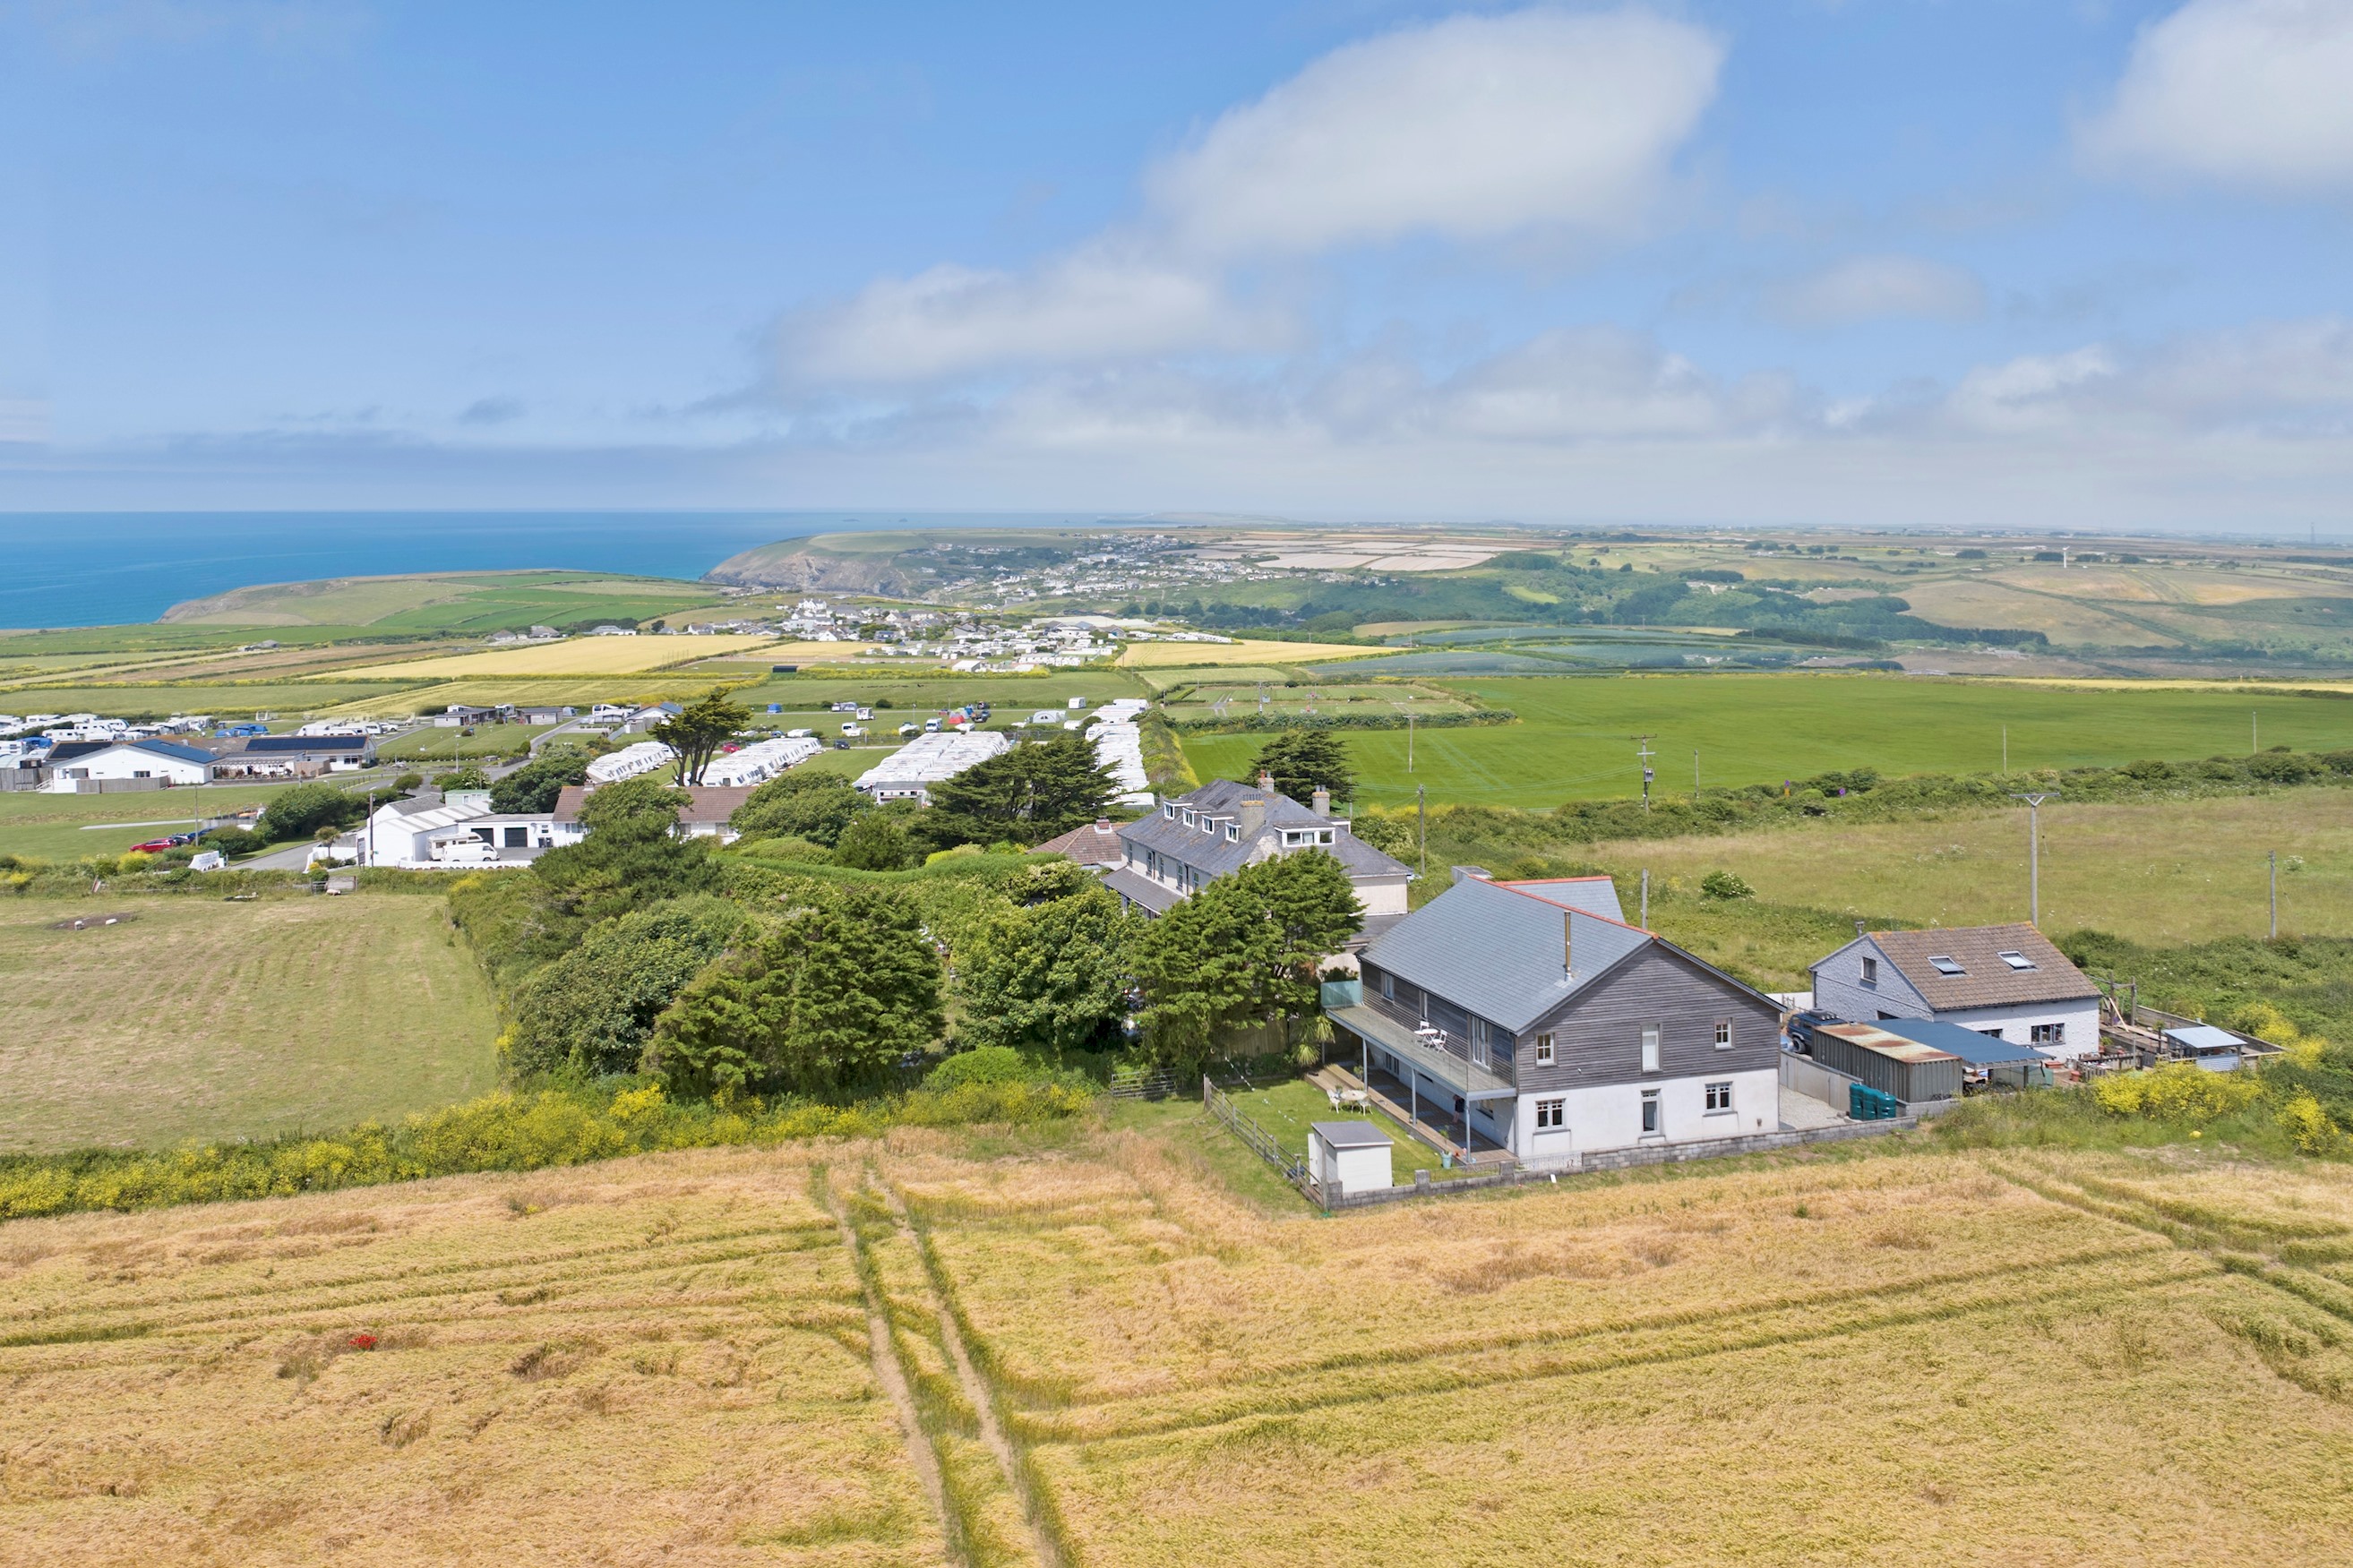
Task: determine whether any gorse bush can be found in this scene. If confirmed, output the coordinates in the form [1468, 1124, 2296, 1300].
[0, 1077, 1087, 1223]
[2091, 1064, 2263, 1125]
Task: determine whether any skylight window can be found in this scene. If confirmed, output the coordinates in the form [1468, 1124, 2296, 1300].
[1928, 955, 1965, 976]
[1997, 950, 2037, 971]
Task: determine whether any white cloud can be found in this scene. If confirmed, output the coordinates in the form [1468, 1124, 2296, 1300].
[1763, 254, 1986, 327]
[777, 7, 1722, 386]
[1146, 7, 1724, 257]
[2081, 0, 2353, 192]
[779, 249, 1275, 385]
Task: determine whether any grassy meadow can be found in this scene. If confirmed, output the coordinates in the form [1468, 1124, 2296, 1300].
[159, 570, 734, 631]
[13, 1127, 2353, 1564]
[1180, 673, 2353, 807]
[0, 782, 291, 861]
[0, 894, 497, 1152]
[1584, 787, 2353, 960]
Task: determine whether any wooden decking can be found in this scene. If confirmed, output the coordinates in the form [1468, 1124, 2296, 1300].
[1310, 1064, 1517, 1170]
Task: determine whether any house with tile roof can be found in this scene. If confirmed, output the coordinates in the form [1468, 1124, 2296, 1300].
[1330, 870, 1783, 1165]
[1103, 775, 1413, 941]
[1030, 818, 1127, 871]
[1808, 923, 2100, 1059]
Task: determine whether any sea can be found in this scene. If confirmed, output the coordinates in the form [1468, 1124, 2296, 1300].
[0, 511, 1111, 629]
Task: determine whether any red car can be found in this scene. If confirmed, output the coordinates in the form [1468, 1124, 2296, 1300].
[131, 838, 178, 853]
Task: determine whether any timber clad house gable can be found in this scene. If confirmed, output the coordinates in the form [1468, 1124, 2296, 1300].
[1810, 923, 2102, 1059]
[1105, 775, 1413, 931]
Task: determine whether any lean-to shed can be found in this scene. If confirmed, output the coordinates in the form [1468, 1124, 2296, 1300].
[1809, 1022, 1963, 1104]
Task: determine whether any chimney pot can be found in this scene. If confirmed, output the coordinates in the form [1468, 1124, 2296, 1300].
[1258, 770, 1275, 792]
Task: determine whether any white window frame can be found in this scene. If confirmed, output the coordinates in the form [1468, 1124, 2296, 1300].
[1534, 1098, 1566, 1130]
[1534, 1032, 1555, 1067]
[1379, 970, 1395, 1000]
[2029, 1023, 2065, 1045]
[1640, 1024, 1662, 1075]
[1860, 955, 1878, 985]
[1704, 1081, 1733, 1112]
[1470, 1019, 1489, 1067]
[1640, 1089, 1662, 1135]
[1713, 1020, 1731, 1050]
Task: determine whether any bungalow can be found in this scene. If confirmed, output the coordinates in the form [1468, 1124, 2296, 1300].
[362, 791, 571, 868]
[212, 733, 376, 776]
[1808, 923, 2100, 1059]
[1329, 870, 1782, 1165]
[1105, 775, 1412, 940]
[552, 784, 753, 844]
[39, 738, 218, 792]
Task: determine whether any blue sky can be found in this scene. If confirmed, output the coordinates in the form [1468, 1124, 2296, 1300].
[2, 0, 2351, 530]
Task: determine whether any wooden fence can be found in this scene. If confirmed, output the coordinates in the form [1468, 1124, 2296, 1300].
[1201, 1077, 1311, 1196]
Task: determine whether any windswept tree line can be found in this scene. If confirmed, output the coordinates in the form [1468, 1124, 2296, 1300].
[451, 723, 1365, 1106]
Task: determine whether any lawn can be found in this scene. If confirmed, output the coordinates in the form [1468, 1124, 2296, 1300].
[1180, 672, 2353, 807]
[0, 893, 498, 1152]
[9, 1124, 2353, 1564]
[0, 782, 292, 861]
[1584, 786, 2353, 965]
[374, 723, 561, 764]
[1218, 1076, 1455, 1182]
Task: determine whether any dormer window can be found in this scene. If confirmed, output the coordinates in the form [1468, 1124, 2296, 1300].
[1163, 803, 1175, 819]
[1928, 955, 1965, 976]
[1318, 830, 1334, 844]
[1225, 824, 1239, 841]
[1997, 950, 2037, 971]
[1181, 810, 1195, 827]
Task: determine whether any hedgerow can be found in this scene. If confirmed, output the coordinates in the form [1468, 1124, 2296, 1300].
[0, 1078, 1089, 1223]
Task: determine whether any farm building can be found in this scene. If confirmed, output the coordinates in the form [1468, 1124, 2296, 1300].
[1329, 870, 1782, 1165]
[38, 738, 216, 792]
[1105, 775, 1412, 934]
[1805, 1022, 1964, 1106]
[1809, 923, 2100, 1059]
[854, 729, 1010, 806]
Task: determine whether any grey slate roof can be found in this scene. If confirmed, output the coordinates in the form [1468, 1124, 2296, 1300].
[1117, 777, 1412, 884]
[242, 734, 370, 754]
[1311, 1120, 1392, 1149]
[1359, 876, 1653, 1034]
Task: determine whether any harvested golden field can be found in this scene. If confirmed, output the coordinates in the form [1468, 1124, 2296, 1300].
[328, 635, 778, 680]
[1115, 638, 1383, 668]
[10, 1128, 2353, 1564]
[0, 895, 497, 1152]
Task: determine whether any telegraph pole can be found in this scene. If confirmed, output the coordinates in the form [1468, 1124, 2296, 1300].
[2009, 791, 2057, 924]
[1693, 750, 1700, 794]
[1406, 709, 1414, 773]
[1635, 735, 1656, 811]
[1416, 784, 1427, 877]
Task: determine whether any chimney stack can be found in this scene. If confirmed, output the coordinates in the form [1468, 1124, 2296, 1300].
[1258, 769, 1275, 793]
[1310, 785, 1331, 818]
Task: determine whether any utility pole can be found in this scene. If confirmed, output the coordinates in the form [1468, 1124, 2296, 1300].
[2252, 709, 2258, 755]
[1693, 750, 1700, 793]
[2270, 850, 2279, 940]
[1406, 709, 1414, 773]
[2009, 791, 2057, 925]
[1416, 784, 1426, 878]
[1635, 734, 1656, 811]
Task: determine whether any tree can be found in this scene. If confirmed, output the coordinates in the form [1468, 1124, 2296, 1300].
[834, 810, 915, 870]
[926, 732, 1115, 848]
[256, 782, 366, 844]
[505, 896, 748, 1077]
[729, 771, 868, 846]
[440, 765, 491, 791]
[532, 775, 717, 919]
[651, 690, 752, 785]
[1133, 851, 1361, 1075]
[1249, 731, 1356, 809]
[642, 888, 943, 1101]
[490, 749, 591, 814]
[954, 880, 1138, 1058]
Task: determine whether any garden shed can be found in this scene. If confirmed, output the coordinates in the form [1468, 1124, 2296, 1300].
[1308, 1121, 1393, 1198]
[1808, 1022, 1963, 1106]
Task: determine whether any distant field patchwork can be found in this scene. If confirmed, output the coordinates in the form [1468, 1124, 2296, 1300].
[329, 634, 779, 680]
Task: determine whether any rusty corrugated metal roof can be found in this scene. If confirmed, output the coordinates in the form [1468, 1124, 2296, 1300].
[1815, 1022, 1962, 1065]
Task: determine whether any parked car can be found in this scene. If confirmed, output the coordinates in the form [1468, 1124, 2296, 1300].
[833, 738, 850, 750]
[131, 838, 178, 853]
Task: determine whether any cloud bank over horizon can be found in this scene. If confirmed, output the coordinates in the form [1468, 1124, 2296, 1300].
[4, 2, 2353, 532]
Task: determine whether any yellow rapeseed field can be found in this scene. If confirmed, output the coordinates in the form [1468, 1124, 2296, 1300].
[1116, 638, 1385, 668]
[326, 634, 780, 680]
[9, 1129, 2353, 1564]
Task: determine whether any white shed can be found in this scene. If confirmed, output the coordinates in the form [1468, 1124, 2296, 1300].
[1308, 1121, 1393, 1198]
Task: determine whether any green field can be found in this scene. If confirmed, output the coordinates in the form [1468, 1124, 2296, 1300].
[160, 570, 734, 632]
[0, 783, 294, 861]
[374, 722, 561, 763]
[0, 893, 497, 1152]
[1181, 673, 2353, 807]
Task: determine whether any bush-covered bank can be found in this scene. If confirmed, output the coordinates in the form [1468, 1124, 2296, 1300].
[0, 1076, 1090, 1223]
[1164, 707, 1516, 735]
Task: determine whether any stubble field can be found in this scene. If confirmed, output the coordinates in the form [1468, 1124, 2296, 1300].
[0, 895, 498, 1152]
[9, 1128, 2353, 1565]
